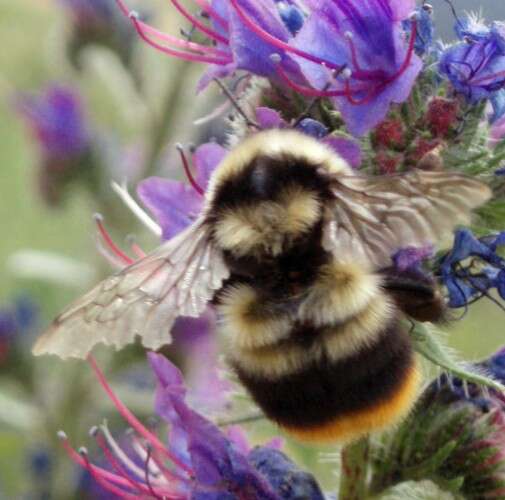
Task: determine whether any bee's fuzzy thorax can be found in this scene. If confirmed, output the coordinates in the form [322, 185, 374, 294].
[205, 130, 351, 200]
[204, 130, 351, 258]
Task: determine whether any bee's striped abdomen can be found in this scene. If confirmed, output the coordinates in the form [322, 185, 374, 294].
[219, 260, 420, 443]
[232, 323, 419, 443]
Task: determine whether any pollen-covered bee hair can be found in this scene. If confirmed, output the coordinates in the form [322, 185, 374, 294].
[33, 129, 491, 442]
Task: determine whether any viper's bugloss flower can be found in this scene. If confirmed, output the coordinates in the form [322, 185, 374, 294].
[392, 245, 433, 274]
[289, 0, 422, 136]
[0, 296, 37, 363]
[170, 311, 232, 413]
[137, 142, 227, 240]
[248, 447, 325, 500]
[115, 0, 301, 91]
[439, 228, 505, 308]
[15, 85, 92, 205]
[61, 354, 321, 499]
[15, 85, 89, 161]
[402, 4, 435, 56]
[439, 17, 505, 102]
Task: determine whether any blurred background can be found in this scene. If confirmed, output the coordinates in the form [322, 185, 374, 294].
[0, 0, 505, 498]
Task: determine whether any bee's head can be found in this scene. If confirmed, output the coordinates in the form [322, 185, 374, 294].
[205, 130, 350, 258]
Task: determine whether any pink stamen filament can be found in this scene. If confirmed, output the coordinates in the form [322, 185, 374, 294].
[386, 19, 417, 82]
[169, 0, 229, 45]
[192, 0, 229, 30]
[138, 21, 230, 58]
[277, 19, 418, 106]
[87, 355, 194, 477]
[177, 146, 205, 196]
[81, 451, 143, 500]
[94, 215, 135, 266]
[275, 64, 367, 97]
[131, 242, 147, 259]
[94, 432, 151, 495]
[229, 0, 345, 72]
[101, 425, 160, 483]
[341, 19, 419, 106]
[344, 33, 388, 81]
[60, 439, 140, 498]
[130, 14, 232, 65]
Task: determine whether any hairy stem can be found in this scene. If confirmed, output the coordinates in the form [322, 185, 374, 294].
[339, 437, 370, 500]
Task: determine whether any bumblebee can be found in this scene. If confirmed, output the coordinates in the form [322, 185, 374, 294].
[33, 130, 491, 442]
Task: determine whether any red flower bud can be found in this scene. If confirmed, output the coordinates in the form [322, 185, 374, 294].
[425, 97, 459, 138]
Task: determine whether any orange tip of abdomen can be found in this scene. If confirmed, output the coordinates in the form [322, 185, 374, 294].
[281, 360, 421, 444]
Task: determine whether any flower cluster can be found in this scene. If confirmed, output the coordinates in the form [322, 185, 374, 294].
[62, 354, 324, 499]
[440, 15, 505, 106]
[115, 0, 423, 136]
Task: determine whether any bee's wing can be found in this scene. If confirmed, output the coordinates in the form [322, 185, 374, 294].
[32, 217, 229, 359]
[325, 170, 492, 268]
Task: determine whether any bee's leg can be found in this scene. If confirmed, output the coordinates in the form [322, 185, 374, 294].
[380, 268, 447, 324]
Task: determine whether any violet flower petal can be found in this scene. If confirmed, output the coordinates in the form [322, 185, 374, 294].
[193, 142, 228, 189]
[137, 177, 203, 240]
[323, 136, 362, 169]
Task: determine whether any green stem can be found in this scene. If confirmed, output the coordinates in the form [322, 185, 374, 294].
[143, 60, 193, 178]
[215, 411, 265, 427]
[339, 437, 370, 500]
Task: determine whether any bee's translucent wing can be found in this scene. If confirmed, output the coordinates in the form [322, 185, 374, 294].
[32, 217, 229, 359]
[325, 170, 492, 268]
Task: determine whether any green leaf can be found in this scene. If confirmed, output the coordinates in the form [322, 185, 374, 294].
[409, 322, 504, 392]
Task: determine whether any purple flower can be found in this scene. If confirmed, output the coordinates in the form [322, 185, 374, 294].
[114, 0, 301, 91]
[288, 0, 423, 136]
[439, 229, 505, 308]
[0, 296, 38, 362]
[256, 106, 287, 129]
[248, 447, 325, 500]
[15, 86, 89, 161]
[61, 355, 324, 499]
[171, 311, 232, 413]
[137, 142, 227, 240]
[392, 245, 433, 273]
[439, 18, 505, 102]
[402, 5, 434, 56]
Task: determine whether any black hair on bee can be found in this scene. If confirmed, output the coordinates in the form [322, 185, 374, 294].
[33, 130, 491, 443]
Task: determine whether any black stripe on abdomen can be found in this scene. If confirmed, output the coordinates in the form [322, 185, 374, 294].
[233, 322, 414, 428]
